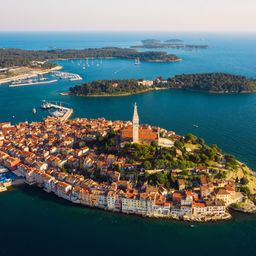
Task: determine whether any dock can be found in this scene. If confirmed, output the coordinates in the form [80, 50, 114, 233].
[41, 101, 73, 121]
[9, 79, 58, 87]
[50, 103, 73, 121]
[52, 71, 82, 81]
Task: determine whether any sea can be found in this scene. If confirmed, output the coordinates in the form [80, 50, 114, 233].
[0, 32, 256, 256]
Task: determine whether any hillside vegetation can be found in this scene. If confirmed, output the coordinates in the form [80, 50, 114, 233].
[0, 48, 180, 68]
[70, 73, 256, 96]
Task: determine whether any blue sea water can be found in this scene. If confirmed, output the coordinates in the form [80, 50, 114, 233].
[0, 32, 256, 256]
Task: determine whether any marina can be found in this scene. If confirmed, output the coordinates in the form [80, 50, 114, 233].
[41, 100, 73, 121]
[52, 71, 82, 81]
[9, 76, 58, 87]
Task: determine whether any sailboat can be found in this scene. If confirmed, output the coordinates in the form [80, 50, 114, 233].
[135, 58, 140, 65]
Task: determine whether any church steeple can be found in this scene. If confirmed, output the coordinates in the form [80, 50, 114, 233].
[133, 103, 139, 143]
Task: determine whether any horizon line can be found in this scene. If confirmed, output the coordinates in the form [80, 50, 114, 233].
[0, 30, 256, 34]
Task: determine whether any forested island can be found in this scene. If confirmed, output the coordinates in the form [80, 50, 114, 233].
[69, 73, 256, 97]
[159, 73, 256, 93]
[131, 39, 208, 49]
[69, 79, 154, 97]
[0, 47, 180, 68]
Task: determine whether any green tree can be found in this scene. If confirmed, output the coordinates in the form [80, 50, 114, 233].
[143, 160, 152, 170]
[240, 177, 249, 185]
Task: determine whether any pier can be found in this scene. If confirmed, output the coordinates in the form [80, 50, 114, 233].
[9, 79, 57, 87]
[41, 101, 73, 121]
[52, 71, 82, 81]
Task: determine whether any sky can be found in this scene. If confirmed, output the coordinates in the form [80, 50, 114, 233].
[0, 0, 256, 32]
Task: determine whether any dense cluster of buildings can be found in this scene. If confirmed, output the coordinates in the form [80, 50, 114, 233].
[0, 104, 245, 221]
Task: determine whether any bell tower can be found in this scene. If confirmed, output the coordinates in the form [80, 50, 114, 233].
[133, 103, 139, 143]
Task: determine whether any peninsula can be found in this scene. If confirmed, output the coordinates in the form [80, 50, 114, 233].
[0, 47, 180, 84]
[1, 103, 256, 222]
[69, 73, 256, 97]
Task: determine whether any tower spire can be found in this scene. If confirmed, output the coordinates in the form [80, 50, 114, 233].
[133, 102, 139, 143]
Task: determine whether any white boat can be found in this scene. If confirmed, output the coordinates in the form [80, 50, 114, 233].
[41, 100, 52, 109]
[135, 58, 140, 65]
[33, 107, 37, 114]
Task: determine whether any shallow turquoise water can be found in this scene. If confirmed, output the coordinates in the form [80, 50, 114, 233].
[0, 32, 256, 256]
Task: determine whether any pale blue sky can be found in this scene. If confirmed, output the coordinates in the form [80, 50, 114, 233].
[1, 0, 255, 31]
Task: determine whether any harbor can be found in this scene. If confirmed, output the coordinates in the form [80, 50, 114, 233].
[52, 71, 82, 81]
[41, 100, 73, 121]
[7, 69, 82, 87]
[0, 65, 62, 86]
[9, 78, 58, 87]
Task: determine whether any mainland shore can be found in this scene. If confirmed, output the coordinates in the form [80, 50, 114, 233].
[0, 65, 62, 85]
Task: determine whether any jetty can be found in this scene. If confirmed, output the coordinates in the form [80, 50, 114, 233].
[41, 101, 73, 121]
[9, 79, 57, 87]
[52, 71, 82, 81]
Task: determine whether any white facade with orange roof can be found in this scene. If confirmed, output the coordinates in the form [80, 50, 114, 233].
[71, 186, 82, 203]
[55, 181, 72, 200]
[42, 173, 55, 192]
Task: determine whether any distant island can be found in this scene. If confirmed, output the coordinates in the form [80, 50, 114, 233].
[131, 39, 208, 49]
[69, 73, 256, 97]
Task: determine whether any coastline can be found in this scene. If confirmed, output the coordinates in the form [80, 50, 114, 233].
[62, 86, 256, 98]
[61, 88, 157, 97]
[49, 56, 182, 62]
[9, 172, 251, 223]
[16, 182, 234, 223]
[1, 116, 256, 223]
[0, 65, 62, 85]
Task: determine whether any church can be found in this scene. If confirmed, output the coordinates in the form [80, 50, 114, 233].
[121, 103, 159, 144]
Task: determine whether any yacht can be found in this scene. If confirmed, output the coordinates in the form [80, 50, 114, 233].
[41, 100, 52, 110]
